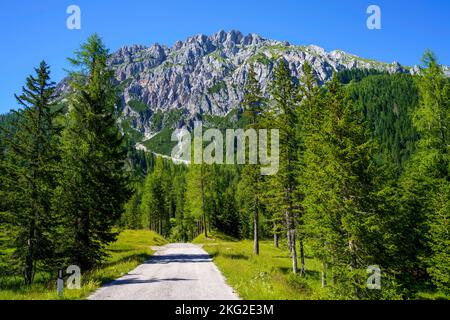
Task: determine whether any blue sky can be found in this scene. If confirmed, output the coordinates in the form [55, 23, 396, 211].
[0, 0, 449, 113]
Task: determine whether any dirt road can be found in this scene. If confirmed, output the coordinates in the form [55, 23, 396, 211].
[89, 243, 239, 300]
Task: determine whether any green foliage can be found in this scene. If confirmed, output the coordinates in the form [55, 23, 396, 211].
[401, 50, 450, 294]
[2, 41, 449, 300]
[198, 234, 325, 300]
[302, 75, 383, 298]
[239, 64, 265, 254]
[347, 73, 419, 175]
[0, 230, 166, 300]
[265, 59, 302, 273]
[248, 52, 272, 66]
[0, 61, 62, 285]
[140, 158, 174, 236]
[337, 68, 388, 84]
[57, 34, 132, 270]
[208, 80, 227, 94]
[143, 109, 186, 155]
[121, 118, 144, 144]
[128, 99, 149, 113]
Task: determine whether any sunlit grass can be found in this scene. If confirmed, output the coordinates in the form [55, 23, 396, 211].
[0, 230, 167, 300]
[195, 232, 329, 300]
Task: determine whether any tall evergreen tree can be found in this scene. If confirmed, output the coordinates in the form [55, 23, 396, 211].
[140, 157, 170, 235]
[58, 34, 132, 270]
[240, 64, 264, 255]
[122, 184, 143, 230]
[295, 62, 323, 276]
[402, 50, 450, 293]
[268, 60, 301, 273]
[0, 62, 61, 284]
[303, 75, 380, 298]
[184, 164, 208, 238]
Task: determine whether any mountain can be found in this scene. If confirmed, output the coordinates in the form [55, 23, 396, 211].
[55, 30, 449, 149]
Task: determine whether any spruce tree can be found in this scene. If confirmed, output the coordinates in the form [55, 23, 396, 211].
[0, 62, 61, 284]
[303, 75, 380, 298]
[402, 51, 450, 293]
[295, 62, 323, 276]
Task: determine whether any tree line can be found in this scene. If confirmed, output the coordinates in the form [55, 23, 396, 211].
[0, 34, 131, 284]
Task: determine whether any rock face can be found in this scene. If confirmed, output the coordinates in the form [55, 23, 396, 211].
[60, 30, 449, 139]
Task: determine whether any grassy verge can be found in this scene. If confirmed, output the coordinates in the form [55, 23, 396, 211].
[194, 232, 328, 300]
[195, 233, 449, 300]
[0, 230, 167, 300]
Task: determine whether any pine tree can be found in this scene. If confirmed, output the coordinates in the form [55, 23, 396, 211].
[58, 34, 132, 270]
[0, 62, 61, 284]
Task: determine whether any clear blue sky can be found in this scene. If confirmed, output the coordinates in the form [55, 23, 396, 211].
[1, 0, 449, 113]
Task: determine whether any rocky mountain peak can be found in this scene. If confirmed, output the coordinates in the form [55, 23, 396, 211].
[60, 30, 450, 142]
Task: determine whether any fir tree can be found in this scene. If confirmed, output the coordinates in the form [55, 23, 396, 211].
[0, 62, 61, 284]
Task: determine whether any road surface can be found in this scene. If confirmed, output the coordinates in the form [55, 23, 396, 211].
[89, 243, 239, 300]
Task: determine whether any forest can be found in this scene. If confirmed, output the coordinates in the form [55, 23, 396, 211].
[0, 34, 449, 300]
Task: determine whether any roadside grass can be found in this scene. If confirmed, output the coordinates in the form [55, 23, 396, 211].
[0, 230, 167, 300]
[194, 232, 329, 300]
[196, 233, 449, 301]
[415, 289, 449, 300]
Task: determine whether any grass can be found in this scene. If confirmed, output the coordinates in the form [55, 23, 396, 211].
[128, 99, 149, 113]
[194, 232, 329, 300]
[0, 230, 167, 300]
[207, 80, 227, 95]
[195, 233, 449, 301]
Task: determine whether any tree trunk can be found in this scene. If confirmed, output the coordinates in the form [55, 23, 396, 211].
[299, 239, 306, 276]
[254, 208, 259, 255]
[25, 230, 34, 285]
[285, 205, 297, 274]
[291, 230, 298, 274]
[200, 167, 207, 239]
[197, 220, 200, 237]
[274, 233, 279, 248]
[287, 229, 293, 252]
[203, 215, 208, 238]
[321, 262, 327, 288]
[349, 239, 360, 298]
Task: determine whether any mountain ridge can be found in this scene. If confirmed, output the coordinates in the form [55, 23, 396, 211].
[55, 30, 449, 143]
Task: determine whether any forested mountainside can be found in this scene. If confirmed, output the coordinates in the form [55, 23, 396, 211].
[54, 30, 449, 149]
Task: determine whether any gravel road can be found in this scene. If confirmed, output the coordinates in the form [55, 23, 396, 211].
[89, 243, 239, 300]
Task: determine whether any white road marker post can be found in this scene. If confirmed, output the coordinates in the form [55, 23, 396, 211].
[57, 269, 64, 298]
